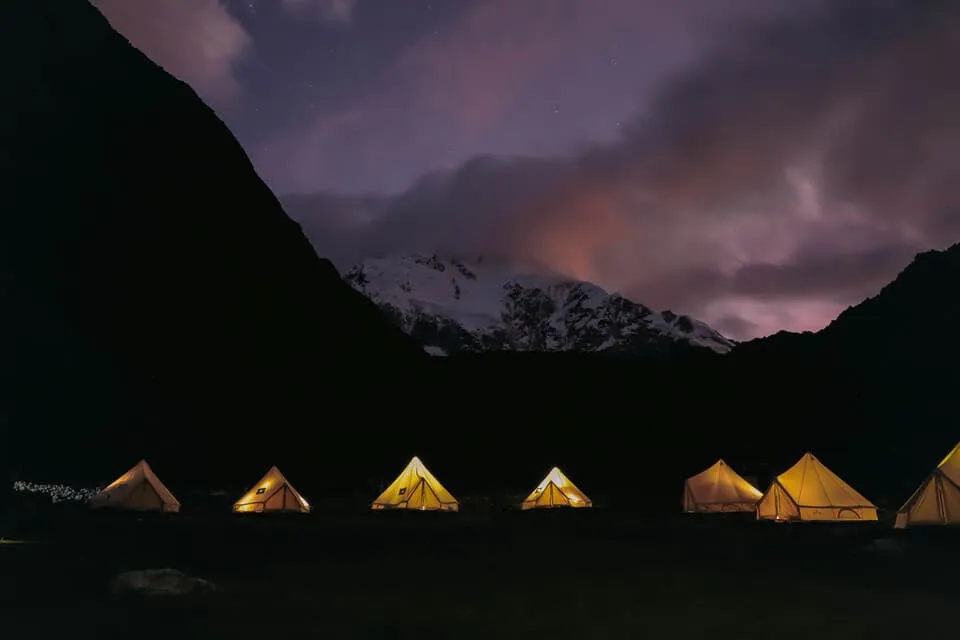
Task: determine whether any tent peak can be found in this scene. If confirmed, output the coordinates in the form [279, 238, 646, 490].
[683, 459, 761, 513]
[758, 452, 877, 522]
[522, 466, 592, 510]
[372, 456, 458, 512]
[233, 466, 309, 514]
[896, 442, 960, 528]
[90, 460, 180, 513]
[936, 442, 960, 468]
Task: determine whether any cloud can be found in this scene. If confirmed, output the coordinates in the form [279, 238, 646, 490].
[627, 235, 924, 311]
[263, 0, 789, 194]
[285, 0, 960, 340]
[91, 0, 251, 106]
[281, 0, 357, 25]
[281, 192, 388, 266]
[393, 0, 577, 138]
[395, 0, 811, 142]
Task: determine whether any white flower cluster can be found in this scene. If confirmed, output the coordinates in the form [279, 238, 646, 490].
[12, 481, 101, 503]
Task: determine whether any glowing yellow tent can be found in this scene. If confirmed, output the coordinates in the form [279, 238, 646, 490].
[233, 466, 310, 513]
[894, 442, 960, 529]
[683, 459, 762, 513]
[371, 456, 458, 512]
[89, 459, 181, 513]
[521, 466, 592, 510]
[757, 452, 877, 522]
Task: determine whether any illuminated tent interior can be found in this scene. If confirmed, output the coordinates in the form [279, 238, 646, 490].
[894, 442, 960, 529]
[521, 466, 592, 510]
[757, 452, 877, 522]
[233, 466, 311, 513]
[89, 459, 181, 513]
[371, 456, 459, 512]
[683, 459, 762, 513]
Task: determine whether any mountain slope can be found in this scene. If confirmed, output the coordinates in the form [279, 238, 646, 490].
[0, 0, 424, 486]
[733, 242, 960, 368]
[421, 242, 960, 504]
[820, 242, 960, 357]
[344, 254, 735, 355]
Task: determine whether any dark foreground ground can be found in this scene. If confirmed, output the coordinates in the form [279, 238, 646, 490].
[2, 507, 958, 639]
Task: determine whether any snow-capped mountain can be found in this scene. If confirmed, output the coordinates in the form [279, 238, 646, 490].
[344, 254, 735, 356]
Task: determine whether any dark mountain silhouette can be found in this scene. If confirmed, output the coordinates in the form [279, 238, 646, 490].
[726, 244, 959, 495]
[2, 0, 956, 517]
[735, 242, 960, 367]
[432, 243, 960, 509]
[0, 0, 425, 488]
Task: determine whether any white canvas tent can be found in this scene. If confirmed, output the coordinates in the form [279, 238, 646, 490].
[757, 452, 877, 522]
[89, 459, 181, 513]
[371, 456, 459, 512]
[233, 466, 310, 513]
[683, 459, 762, 513]
[521, 467, 592, 510]
[894, 442, 960, 529]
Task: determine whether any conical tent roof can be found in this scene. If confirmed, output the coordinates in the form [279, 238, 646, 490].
[683, 459, 762, 513]
[233, 466, 310, 513]
[894, 442, 960, 529]
[89, 459, 181, 513]
[372, 456, 458, 512]
[937, 442, 960, 484]
[757, 452, 877, 522]
[521, 466, 592, 510]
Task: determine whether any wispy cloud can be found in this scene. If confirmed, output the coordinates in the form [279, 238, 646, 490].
[262, 0, 788, 193]
[91, 0, 251, 106]
[284, 0, 960, 339]
[281, 0, 357, 25]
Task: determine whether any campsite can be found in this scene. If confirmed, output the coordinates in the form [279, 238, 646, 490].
[4, 447, 960, 637]
[5, 0, 960, 637]
[42, 446, 960, 525]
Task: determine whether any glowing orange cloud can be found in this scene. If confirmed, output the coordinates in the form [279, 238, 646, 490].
[522, 186, 628, 284]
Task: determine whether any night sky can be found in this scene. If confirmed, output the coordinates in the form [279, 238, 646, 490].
[92, 0, 959, 340]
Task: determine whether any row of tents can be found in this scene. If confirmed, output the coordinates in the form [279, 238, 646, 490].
[685, 449, 960, 528]
[87, 445, 960, 529]
[88, 457, 590, 514]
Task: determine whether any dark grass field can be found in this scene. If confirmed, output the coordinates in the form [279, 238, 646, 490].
[3, 506, 960, 639]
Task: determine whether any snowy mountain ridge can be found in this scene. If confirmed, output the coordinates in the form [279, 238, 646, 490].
[344, 254, 735, 355]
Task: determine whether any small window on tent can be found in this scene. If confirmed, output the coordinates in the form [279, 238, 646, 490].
[256, 487, 266, 495]
[398, 488, 406, 495]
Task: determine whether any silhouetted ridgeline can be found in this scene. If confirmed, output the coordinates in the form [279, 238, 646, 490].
[1, 0, 957, 514]
[0, 0, 424, 489]
[424, 244, 960, 509]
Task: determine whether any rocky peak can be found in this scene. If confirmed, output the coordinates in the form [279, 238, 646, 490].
[344, 254, 735, 355]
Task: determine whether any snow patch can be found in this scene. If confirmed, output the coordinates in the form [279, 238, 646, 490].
[345, 254, 735, 355]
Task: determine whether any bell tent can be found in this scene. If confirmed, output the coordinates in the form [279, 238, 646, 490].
[894, 442, 960, 529]
[371, 456, 459, 512]
[757, 452, 877, 522]
[683, 459, 762, 513]
[89, 459, 181, 513]
[233, 466, 310, 513]
[521, 466, 592, 510]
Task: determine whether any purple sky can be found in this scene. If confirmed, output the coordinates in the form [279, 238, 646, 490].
[92, 0, 960, 340]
